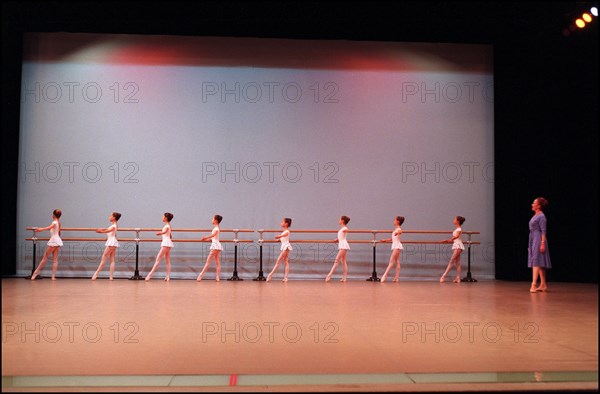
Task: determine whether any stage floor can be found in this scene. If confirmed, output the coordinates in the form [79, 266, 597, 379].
[2, 278, 598, 391]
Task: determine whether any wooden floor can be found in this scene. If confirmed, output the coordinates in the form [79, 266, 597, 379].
[2, 278, 598, 391]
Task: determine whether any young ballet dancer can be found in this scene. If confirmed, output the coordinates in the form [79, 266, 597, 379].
[31, 209, 63, 280]
[380, 216, 405, 283]
[145, 212, 174, 281]
[326, 215, 350, 282]
[92, 212, 121, 280]
[440, 216, 466, 283]
[196, 214, 223, 282]
[266, 218, 292, 282]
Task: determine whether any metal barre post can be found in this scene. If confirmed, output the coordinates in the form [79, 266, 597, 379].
[366, 231, 380, 282]
[462, 233, 477, 282]
[253, 230, 266, 281]
[129, 229, 143, 280]
[26, 228, 41, 280]
[228, 230, 243, 281]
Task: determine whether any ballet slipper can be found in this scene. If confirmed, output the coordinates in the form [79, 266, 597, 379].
[380, 275, 387, 283]
[393, 277, 399, 283]
[266, 274, 272, 282]
[340, 278, 346, 282]
[439, 275, 446, 283]
[325, 275, 331, 283]
[453, 277, 461, 283]
[215, 277, 220, 282]
[282, 278, 288, 282]
[536, 286, 547, 292]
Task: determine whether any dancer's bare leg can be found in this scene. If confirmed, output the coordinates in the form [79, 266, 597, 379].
[31, 246, 56, 280]
[453, 253, 462, 282]
[381, 249, 400, 282]
[146, 247, 167, 281]
[197, 250, 217, 281]
[92, 247, 111, 280]
[326, 250, 344, 282]
[108, 248, 116, 280]
[164, 248, 171, 281]
[340, 252, 348, 282]
[50, 248, 60, 280]
[267, 252, 285, 282]
[394, 251, 401, 282]
[215, 250, 221, 282]
[441, 249, 461, 282]
[537, 268, 547, 291]
[282, 251, 289, 282]
[531, 267, 540, 292]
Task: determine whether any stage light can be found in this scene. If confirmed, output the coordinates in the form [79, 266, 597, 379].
[575, 18, 586, 28]
[591, 7, 598, 17]
[582, 13, 592, 22]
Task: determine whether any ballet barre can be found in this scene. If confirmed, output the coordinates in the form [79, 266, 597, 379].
[256, 229, 385, 281]
[255, 229, 480, 282]
[25, 227, 481, 281]
[25, 227, 254, 280]
[123, 228, 254, 281]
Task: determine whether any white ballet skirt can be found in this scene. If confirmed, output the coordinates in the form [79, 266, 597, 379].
[338, 227, 350, 250]
[161, 224, 174, 248]
[210, 227, 223, 250]
[280, 230, 292, 251]
[452, 227, 465, 250]
[105, 224, 119, 247]
[47, 220, 63, 247]
[391, 228, 403, 250]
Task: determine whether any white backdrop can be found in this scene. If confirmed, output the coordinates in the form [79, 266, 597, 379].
[17, 33, 494, 279]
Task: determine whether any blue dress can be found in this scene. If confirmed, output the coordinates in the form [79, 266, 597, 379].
[528, 213, 551, 268]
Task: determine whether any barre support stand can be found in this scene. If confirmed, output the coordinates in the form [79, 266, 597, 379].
[228, 230, 243, 281]
[26, 229, 42, 279]
[253, 230, 266, 281]
[461, 234, 477, 282]
[366, 232, 380, 282]
[129, 229, 143, 280]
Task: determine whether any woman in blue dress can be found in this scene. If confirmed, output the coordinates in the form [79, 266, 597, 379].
[528, 197, 551, 293]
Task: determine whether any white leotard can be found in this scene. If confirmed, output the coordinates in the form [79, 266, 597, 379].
[210, 226, 222, 250]
[47, 220, 63, 247]
[161, 224, 174, 248]
[452, 227, 464, 250]
[391, 227, 403, 250]
[338, 227, 350, 250]
[280, 230, 292, 251]
[105, 224, 119, 247]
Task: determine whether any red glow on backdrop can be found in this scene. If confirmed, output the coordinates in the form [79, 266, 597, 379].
[23, 33, 491, 73]
[107, 45, 192, 65]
